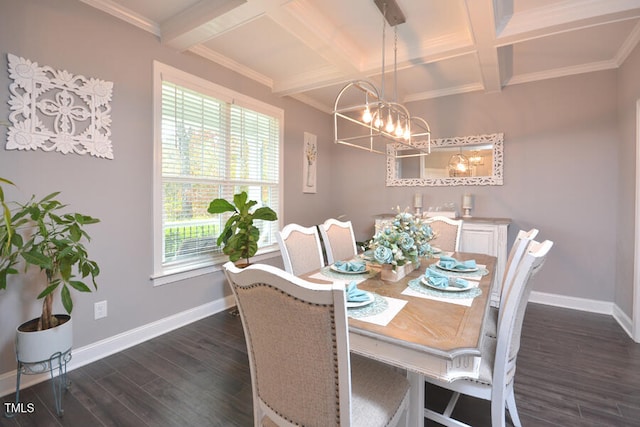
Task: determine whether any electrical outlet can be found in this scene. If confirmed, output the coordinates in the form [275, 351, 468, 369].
[94, 300, 107, 320]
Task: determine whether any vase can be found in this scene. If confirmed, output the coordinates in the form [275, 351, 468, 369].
[380, 262, 418, 282]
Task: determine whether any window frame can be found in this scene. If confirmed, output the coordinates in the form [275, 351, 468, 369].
[151, 61, 283, 286]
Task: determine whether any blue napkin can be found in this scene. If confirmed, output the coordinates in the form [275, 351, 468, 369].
[346, 281, 370, 302]
[438, 256, 477, 270]
[334, 260, 366, 272]
[424, 267, 469, 289]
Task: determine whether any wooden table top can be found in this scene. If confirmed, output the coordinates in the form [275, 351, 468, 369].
[309, 252, 496, 360]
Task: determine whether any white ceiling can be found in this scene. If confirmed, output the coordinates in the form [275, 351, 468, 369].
[82, 0, 640, 112]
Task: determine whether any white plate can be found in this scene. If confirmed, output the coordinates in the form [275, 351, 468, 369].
[435, 261, 478, 273]
[346, 292, 374, 308]
[421, 276, 473, 292]
[431, 247, 442, 254]
[331, 264, 369, 274]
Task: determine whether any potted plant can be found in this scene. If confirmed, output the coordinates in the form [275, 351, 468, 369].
[0, 180, 100, 364]
[208, 191, 277, 266]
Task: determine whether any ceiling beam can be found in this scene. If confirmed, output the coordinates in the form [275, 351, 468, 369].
[161, 0, 251, 50]
[497, 0, 640, 46]
[464, 0, 503, 93]
[266, 1, 363, 79]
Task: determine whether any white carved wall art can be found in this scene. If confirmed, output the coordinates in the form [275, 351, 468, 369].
[6, 53, 114, 159]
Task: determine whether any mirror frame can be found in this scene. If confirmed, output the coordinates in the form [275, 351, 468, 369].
[386, 133, 504, 186]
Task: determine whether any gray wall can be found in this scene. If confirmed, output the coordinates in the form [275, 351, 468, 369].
[333, 70, 621, 305]
[616, 43, 640, 317]
[0, 0, 334, 374]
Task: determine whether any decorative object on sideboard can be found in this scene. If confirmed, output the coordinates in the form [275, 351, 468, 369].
[413, 193, 422, 216]
[425, 202, 458, 219]
[6, 54, 114, 159]
[332, 0, 431, 158]
[462, 193, 474, 218]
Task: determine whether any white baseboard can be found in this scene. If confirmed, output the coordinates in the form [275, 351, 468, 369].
[613, 304, 634, 340]
[529, 290, 634, 339]
[1, 291, 634, 398]
[0, 295, 236, 398]
[528, 290, 614, 314]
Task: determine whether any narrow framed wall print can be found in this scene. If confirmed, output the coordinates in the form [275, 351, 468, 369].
[303, 132, 317, 193]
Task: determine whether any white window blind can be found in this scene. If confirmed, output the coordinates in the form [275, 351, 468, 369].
[153, 63, 282, 280]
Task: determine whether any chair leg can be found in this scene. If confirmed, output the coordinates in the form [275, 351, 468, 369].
[443, 392, 461, 417]
[490, 392, 507, 427]
[505, 387, 522, 427]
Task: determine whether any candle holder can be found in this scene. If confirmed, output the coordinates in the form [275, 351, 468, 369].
[414, 193, 423, 216]
[462, 194, 473, 218]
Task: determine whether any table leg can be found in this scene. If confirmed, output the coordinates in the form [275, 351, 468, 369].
[407, 371, 424, 427]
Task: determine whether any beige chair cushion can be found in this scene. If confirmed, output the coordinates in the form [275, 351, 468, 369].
[262, 354, 409, 427]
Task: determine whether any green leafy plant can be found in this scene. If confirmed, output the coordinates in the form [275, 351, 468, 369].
[208, 191, 277, 265]
[0, 181, 100, 331]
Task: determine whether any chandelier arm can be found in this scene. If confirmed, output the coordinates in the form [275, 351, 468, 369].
[381, 2, 387, 99]
[394, 26, 398, 103]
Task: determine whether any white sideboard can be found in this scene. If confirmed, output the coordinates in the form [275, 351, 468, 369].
[373, 215, 511, 306]
[459, 217, 511, 306]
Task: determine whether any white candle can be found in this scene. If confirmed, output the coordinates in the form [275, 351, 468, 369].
[462, 194, 473, 209]
[414, 193, 423, 208]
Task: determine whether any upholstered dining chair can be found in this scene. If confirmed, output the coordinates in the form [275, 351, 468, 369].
[223, 262, 410, 427]
[485, 228, 539, 339]
[319, 218, 358, 265]
[276, 223, 325, 276]
[422, 239, 554, 427]
[424, 216, 463, 252]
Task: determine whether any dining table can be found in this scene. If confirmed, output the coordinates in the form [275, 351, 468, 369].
[304, 251, 496, 427]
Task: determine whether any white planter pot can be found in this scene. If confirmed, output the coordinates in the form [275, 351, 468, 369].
[15, 315, 73, 364]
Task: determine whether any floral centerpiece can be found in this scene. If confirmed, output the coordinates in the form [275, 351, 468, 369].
[368, 211, 435, 281]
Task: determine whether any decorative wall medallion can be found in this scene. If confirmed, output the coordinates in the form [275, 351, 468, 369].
[6, 53, 114, 159]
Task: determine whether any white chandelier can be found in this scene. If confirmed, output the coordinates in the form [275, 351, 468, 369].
[333, 0, 431, 159]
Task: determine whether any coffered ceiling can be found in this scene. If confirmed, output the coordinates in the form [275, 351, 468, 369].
[81, 0, 640, 112]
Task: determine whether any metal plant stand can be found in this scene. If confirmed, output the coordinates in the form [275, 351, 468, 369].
[4, 349, 72, 418]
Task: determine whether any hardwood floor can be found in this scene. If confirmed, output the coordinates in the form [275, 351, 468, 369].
[2, 303, 640, 426]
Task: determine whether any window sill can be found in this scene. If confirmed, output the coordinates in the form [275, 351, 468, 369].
[151, 246, 281, 287]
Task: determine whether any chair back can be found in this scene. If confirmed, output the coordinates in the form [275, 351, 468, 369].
[223, 262, 351, 426]
[425, 216, 463, 252]
[276, 223, 325, 276]
[319, 219, 358, 264]
[498, 228, 539, 308]
[494, 239, 553, 389]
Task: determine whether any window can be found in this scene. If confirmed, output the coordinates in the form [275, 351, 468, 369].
[152, 62, 282, 284]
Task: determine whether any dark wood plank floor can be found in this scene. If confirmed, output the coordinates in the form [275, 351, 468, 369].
[2, 303, 640, 426]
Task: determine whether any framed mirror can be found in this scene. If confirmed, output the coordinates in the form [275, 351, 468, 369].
[386, 133, 503, 186]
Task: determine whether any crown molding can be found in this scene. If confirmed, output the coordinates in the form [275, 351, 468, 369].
[79, 0, 160, 36]
[187, 45, 273, 89]
[506, 60, 618, 86]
